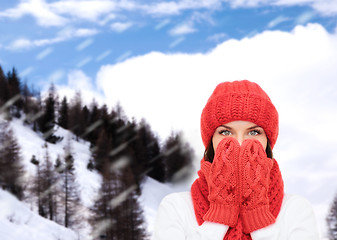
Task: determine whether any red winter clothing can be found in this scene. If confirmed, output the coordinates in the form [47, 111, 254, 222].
[191, 138, 284, 240]
[200, 80, 279, 149]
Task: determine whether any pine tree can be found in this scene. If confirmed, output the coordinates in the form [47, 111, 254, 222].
[0, 120, 24, 200]
[86, 100, 101, 144]
[132, 119, 164, 182]
[91, 163, 148, 240]
[162, 131, 194, 182]
[38, 84, 57, 142]
[327, 193, 337, 240]
[0, 65, 9, 106]
[118, 166, 148, 240]
[58, 96, 69, 129]
[91, 166, 119, 240]
[22, 80, 33, 114]
[68, 91, 84, 140]
[92, 128, 112, 172]
[6, 67, 23, 117]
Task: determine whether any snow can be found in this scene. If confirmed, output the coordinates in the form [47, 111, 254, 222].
[1, 116, 172, 239]
[140, 177, 174, 233]
[0, 189, 77, 240]
[140, 176, 193, 234]
[10, 118, 102, 208]
[5, 117, 102, 239]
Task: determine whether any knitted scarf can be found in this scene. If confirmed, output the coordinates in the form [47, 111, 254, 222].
[191, 158, 284, 240]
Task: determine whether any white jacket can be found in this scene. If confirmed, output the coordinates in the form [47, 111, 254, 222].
[152, 192, 319, 240]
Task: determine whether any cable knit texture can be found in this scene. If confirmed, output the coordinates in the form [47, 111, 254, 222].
[202, 138, 240, 227]
[191, 138, 284, 240]
[240, 139, 275, 233]
[200, 80, 279, 149]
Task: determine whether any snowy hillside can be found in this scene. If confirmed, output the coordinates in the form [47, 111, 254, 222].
[140, 176, 191, 233]
[10, 117, 102, 208]
[1, 116, 179, 239]
[0, 189, 77, 240]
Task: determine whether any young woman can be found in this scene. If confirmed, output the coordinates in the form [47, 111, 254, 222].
[152, 80, 319, 240]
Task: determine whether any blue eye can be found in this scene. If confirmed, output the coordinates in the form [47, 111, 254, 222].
[220, 130, 231, 136]
[248, 130, 260, 136]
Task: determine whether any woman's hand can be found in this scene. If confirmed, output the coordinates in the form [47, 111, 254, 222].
[202, 137, 240, 227]
[239, 139, 275, 233]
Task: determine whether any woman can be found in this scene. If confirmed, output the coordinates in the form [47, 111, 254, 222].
[152, 80, 319, 240]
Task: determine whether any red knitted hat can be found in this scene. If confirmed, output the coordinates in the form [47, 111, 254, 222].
[201, 80, 279, 149]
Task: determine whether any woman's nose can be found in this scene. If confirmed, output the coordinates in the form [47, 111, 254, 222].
[235, 135, 246, 145]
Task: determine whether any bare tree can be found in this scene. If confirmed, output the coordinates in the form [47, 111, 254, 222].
[37, 143, 59, 221]
[57, 139, 81, 228]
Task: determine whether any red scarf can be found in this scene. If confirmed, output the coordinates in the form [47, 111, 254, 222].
[191, 158, 284, 240]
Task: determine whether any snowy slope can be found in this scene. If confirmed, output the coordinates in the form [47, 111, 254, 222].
[140, 176, 193, 235]
[10, 118, 102, 208]
[140, 177, 175, 233]
[2, 116, 174, 239]
[1, 117, 102, 239]
[0, 189, 77, 240]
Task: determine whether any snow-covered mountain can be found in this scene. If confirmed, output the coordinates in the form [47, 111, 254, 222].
[0, 116, 184, 240]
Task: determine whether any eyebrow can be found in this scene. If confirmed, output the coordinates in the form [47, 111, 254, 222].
[247, 125, 261, 130]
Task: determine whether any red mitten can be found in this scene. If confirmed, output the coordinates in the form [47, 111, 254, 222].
[202, 137, 240, 227]
[239, 139, 275, 233]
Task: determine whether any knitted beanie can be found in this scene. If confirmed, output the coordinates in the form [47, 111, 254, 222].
[201, 80, 279, 149]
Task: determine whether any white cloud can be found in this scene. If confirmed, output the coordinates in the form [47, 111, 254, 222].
[169, 22, 197, 36]
[50, 0, 117, 22]
[0, 0, 223, 27]
[110, 22, 133, 32]
[94, 23, 337, 236]
[55, 70, 106, 106]
[226, 0, 269, 8]
[73, 28, 99, 37]
[226, 0, 337, 16]
[0, 0, 68, 27]
[1, 0, 337, 33]
[6, 28, 99, 51]
[312, 0, 337, 16]
[9, 38, 33, 49]
[143, 0, 223, 15]
[96, 23, 337, 142]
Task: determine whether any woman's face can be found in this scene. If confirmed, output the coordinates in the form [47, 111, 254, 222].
[212, 120, 268, 152]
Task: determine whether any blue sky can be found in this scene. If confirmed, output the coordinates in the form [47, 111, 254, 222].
[1, 1, 337, 237]
[0, 0, 336, 89]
